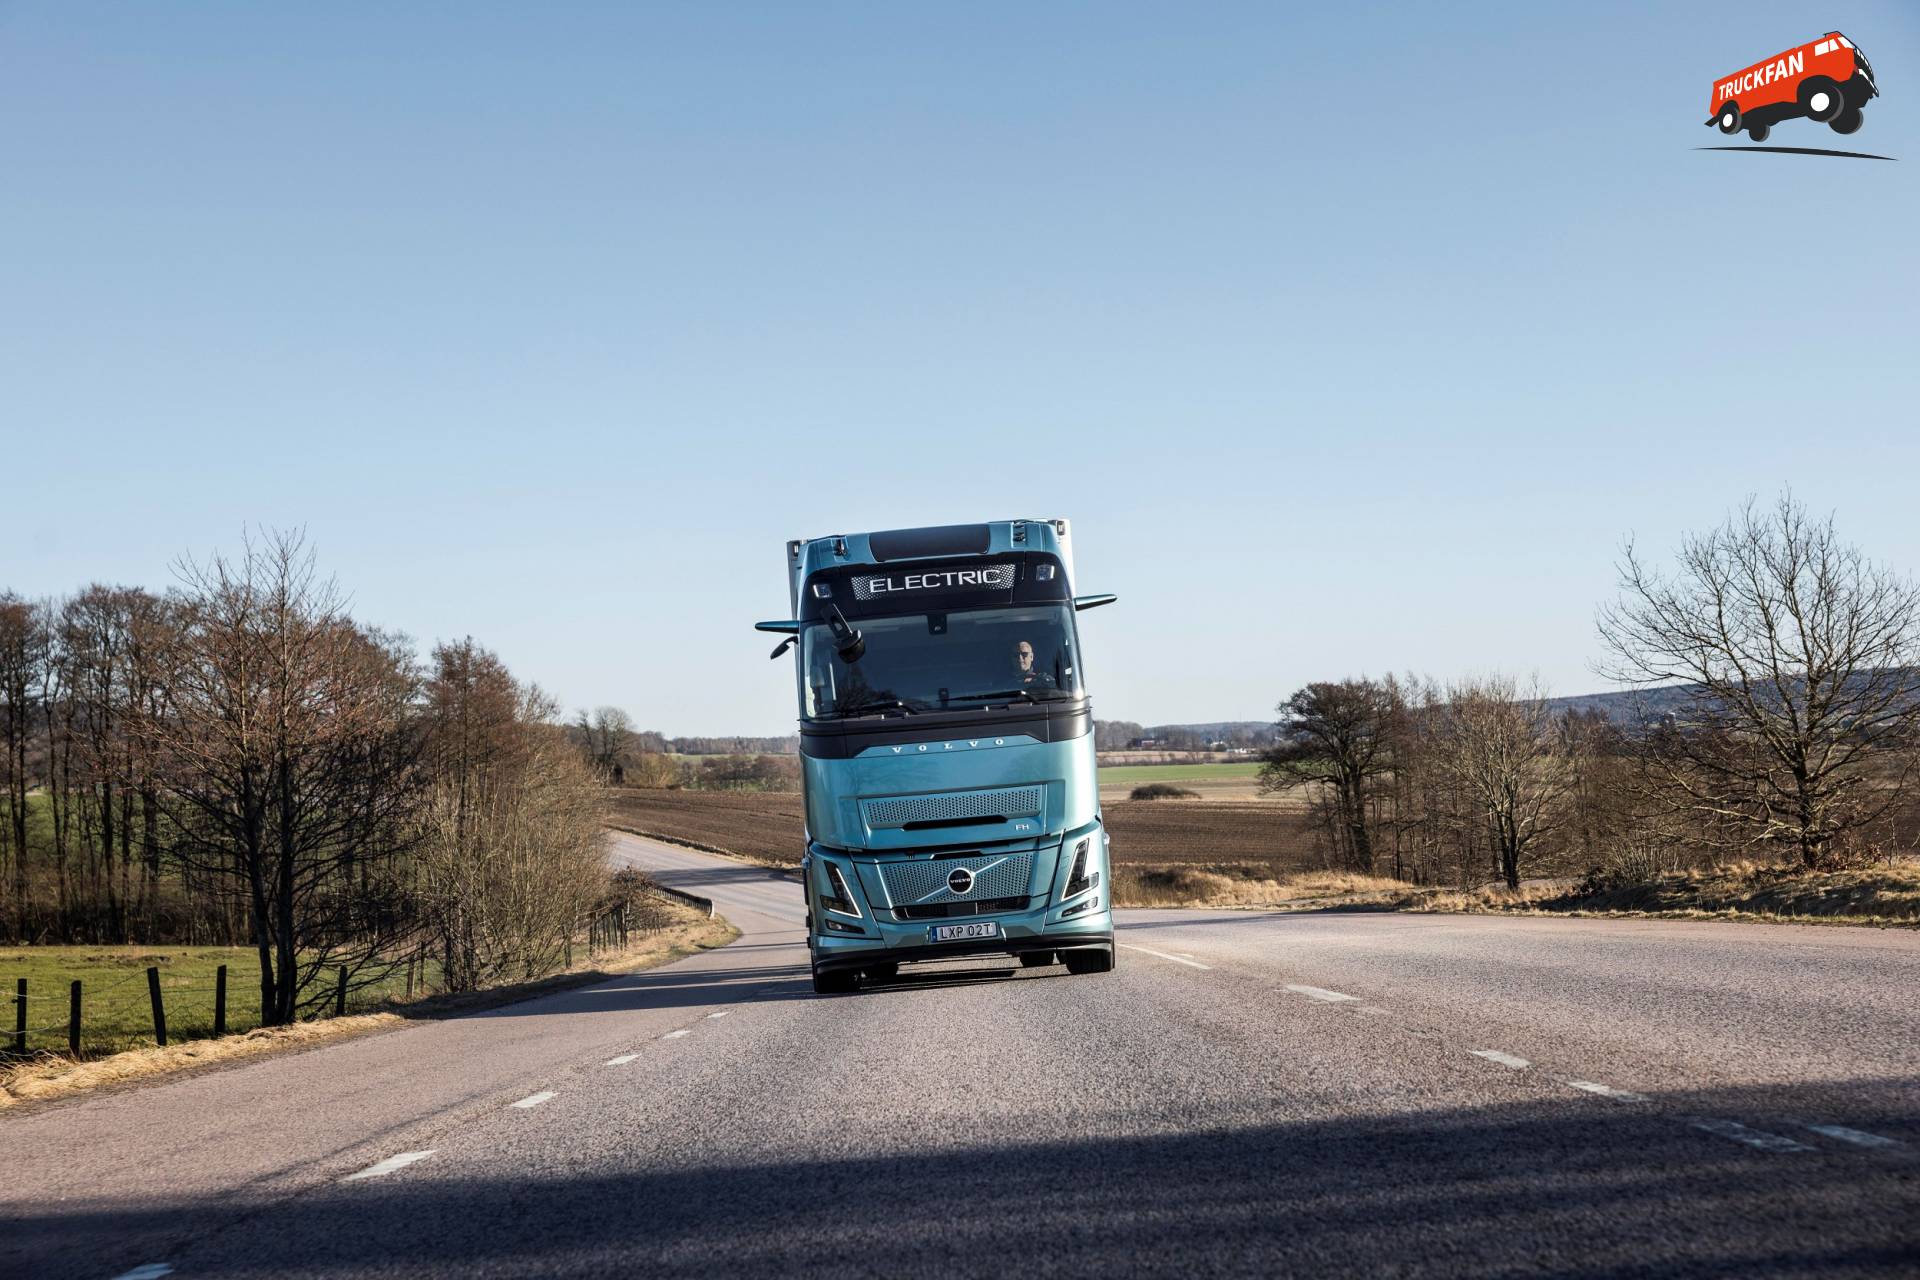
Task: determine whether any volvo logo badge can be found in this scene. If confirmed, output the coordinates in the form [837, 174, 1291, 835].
[947, 867, 975, 895]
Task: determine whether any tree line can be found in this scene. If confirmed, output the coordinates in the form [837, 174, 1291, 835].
[1261, 497, 1920, 889]
[0, 532, 618, 1022]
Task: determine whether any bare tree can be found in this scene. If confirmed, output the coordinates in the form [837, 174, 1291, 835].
[1598, 495, 1920, 869]
[424, 646, 608, 990]
[1424, 674, 1565, 890]
[0, 594, 44, 938]
[1260, 679, 1400, 874]
[141, 531, 421, 1023]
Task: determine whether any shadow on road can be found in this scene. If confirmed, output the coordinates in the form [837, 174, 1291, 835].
[20, 1081, 1917, 1278]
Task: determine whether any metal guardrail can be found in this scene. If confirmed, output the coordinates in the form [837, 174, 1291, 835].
[650, 884, 716, 918]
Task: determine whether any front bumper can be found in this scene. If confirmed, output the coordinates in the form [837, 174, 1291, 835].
[813, 918, 1115, 975]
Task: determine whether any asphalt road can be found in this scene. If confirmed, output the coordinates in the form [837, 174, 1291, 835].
[5, 832, 1918, 1278]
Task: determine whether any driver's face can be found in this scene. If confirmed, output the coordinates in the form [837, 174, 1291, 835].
[1014, 643, 1035, 671]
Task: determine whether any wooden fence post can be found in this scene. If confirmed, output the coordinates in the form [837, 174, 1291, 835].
[12, 977, 25, 1054]
[213, 965, 228, 1037]
[146, 966, 168, 1047]
[334, 965, 347, 1018]
[69, 980, 82, 1058]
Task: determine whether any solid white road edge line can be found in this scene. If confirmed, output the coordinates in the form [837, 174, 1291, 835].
[1118, 944, 1212, 970]
[1691, 1119, 1812, 1152]
[1803, 1123, 1903, 1148]
[1568, 1081, 1647, 1102]
[509, 1092, 556, 1109]
[1285, 984, 1359, 1003]
[342, 1150, 436, 1182]
[1470, 1049, 1531, 1069]
[662, 1029, 692, 1039]
[108, 1266, 175, 1280]
[605, 1053, 640, 1066]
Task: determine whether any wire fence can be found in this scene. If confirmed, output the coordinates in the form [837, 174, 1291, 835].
[2, 896, 680, 1063]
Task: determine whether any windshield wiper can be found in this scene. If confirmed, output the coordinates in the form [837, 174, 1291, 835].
[943, 688, 1038, 705]
[835, 698, 919, 718]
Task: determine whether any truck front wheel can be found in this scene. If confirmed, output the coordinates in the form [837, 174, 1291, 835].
[1717, 103, 1741, 134]
[811, 966, 858, 994]
[1064, 946, 1115, 975]
[1800, 77, 1844, 122]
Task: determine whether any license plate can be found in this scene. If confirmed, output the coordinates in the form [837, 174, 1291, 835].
[929, 920, 1001, 944]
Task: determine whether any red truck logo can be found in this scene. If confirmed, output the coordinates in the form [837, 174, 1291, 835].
[1708, 32, 1879, 141]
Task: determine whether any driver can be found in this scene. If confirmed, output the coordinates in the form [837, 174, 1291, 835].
[1013, 640, 1057, 690]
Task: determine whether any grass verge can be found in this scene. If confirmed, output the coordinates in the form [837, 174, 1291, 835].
[0, 899, 737, 1112]
[1113, 863, 1415, 908]
[1117, 859, 1920, 927]
[1402, 863, 1920, 927]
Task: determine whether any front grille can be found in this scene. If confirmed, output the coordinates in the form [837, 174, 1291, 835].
[895, 895, 1027, 920]
[864, 786, 1044, 831]
[878, 852, 1035, 905]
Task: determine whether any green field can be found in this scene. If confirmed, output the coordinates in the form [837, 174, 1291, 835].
[0, 946, 437, 1058]
[1098, 762, 1264, 785]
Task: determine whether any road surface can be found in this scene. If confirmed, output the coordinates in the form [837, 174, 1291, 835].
[4, 831, 1917, 1277]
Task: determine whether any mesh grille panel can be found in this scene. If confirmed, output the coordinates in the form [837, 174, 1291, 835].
[864, 786, 1043, 830]
[880, 853, 1035, 905]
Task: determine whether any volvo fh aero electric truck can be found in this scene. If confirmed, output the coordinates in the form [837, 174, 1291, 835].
[757, 520, 1118, 994]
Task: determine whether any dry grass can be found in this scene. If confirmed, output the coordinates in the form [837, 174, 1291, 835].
[1, 900, 736, 1111]
[1401, 862, 1920, 927]
[1113, 862, 1415, 908]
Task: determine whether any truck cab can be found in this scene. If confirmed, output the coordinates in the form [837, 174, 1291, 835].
[757, 520, 1117, 993]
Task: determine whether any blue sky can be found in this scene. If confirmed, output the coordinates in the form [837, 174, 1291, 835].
[3, 2, 1917, 735]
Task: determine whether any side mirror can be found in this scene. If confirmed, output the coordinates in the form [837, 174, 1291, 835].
[768, 635, 798, 660]
[1073, 594, 1118, 612]
[754, 620, 801, 634]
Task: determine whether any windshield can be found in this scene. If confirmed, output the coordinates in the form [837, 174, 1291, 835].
[803, 604, 1082, 718]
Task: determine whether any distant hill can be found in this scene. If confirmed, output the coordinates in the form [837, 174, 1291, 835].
[1545, 685, 1696, 722]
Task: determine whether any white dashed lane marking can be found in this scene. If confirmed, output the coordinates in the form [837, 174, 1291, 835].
[509, 1092, 556, 1109]
[1691, 1119, 1812, 1152]
[1469, 1049, 1531, 1069]
[705, 1011, 729, 1019]
[605, 1053, 640, 1066]
[662, 1029, 692, 1039]
[1803, 1123, 1903, 1149]
[342, 1150, 435, 1182]
[109, 1267, 174, 1280]
[1118, 944, 1212, 970]
[1568, 1081, 1647, 1102]
[1286, 984, 1359, 1003]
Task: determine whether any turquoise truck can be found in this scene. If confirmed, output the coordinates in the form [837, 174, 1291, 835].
[757, 520, 1118, 993]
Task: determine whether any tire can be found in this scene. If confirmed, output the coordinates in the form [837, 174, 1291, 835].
[1018, 952, 1055, 968]
[1830, 107, 1864, 135]
[1800, 77, 1844, 122]
[811, 966, 857, 995]
[1064, 946, 1115, 975]
[1717, 103, 1741, 134]
[1746, 121, 1770, 143]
